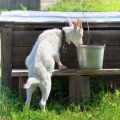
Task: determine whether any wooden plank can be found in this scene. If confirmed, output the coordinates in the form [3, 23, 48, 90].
[12, 44, 120, 64]
[83, 30, 120, 45]
[103, 60, 120, 68]
[13, 31, 42, 47]
[12, 47, 120, 67]
[12, 45, 76, 62]
[12, 60, 78, 69]
[104, 46, 120, 61]
[1, 27, 12, 88]
[105, 46, 120, 53]
[84, 23, 120, 29]
[103, 46, 120, 67]
[13, 30, 120, 48]
[12, 47, 32, 62]
[69, 76, 90, 103]
[10, 23, 65, 30]
[54, 69, 120, 76]
[12, 69, 120, 77]
[13, 48, 120, 62]
[12, 62, 26, 69]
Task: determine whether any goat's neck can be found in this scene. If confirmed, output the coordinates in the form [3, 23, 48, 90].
[62, 27, 72, 44]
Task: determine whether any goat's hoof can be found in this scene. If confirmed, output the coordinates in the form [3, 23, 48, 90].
[25, 102, 30, 108]
[59, 65, 67, 70]
[39, 102, 46, 112]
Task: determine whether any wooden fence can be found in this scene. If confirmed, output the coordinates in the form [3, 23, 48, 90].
[1, 12, 120, 99]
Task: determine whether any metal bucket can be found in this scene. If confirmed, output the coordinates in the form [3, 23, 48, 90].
[77, 45, 105, 69]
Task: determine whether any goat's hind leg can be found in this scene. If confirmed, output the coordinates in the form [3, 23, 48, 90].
[25, 85, 36, 107]
[24, 78, 37, 107]
[39, 80, 51, 111]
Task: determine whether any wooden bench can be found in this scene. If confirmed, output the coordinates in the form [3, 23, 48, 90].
[12, 69, 120, 102]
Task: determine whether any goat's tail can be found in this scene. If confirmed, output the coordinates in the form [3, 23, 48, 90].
[24, 78, 40, 89]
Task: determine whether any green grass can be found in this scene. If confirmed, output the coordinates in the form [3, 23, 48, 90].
[1, 85, 120, 120]
[49, 0, 120, 12]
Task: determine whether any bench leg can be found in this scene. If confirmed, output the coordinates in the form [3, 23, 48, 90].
[69, 76, 90, 103]
[19, 76, 26, 98]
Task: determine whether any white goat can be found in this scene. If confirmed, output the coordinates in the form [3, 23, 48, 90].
[24, 19, 83, 111]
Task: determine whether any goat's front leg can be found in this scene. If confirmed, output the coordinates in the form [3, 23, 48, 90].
[54, 54, 67, 70]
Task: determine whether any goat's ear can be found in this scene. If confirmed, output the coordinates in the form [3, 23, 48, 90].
[73, 21, 77, 30]
[77, 18, 82, 28]
[67, 18, 73, 27]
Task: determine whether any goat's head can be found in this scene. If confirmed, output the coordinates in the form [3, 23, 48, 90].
[63, 18, 83, 47]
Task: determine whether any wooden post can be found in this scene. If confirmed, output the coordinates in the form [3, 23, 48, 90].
[1, 27, 12, 88]
[19, 76, 27, 98]
[69, 76, 90, 103]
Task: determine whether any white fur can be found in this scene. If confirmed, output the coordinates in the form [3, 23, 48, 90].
[24, 20, 83, 111]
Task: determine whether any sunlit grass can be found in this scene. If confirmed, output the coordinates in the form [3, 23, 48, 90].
[49, 0, 120, 12]
[1, 85, 120, 120]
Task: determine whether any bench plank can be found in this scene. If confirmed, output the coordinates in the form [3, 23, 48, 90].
[12, 69, 120, 77]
